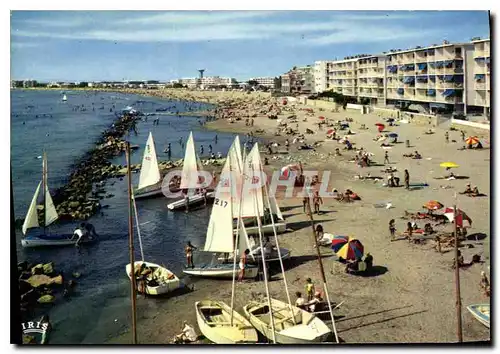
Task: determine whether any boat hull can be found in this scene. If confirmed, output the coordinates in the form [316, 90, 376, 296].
[183, 263, 258, 279]
[134, 186, 165, 199]
[234, 222, 287, 236]
[195, 300, 258, 344]
[243, 298, 331, 344]
[219, 248, 291, 264]
[125, 261, 181, 295]
[167, 192, 215, 210]
[467, 304, 490, 328]
[21, 234, 96, 248]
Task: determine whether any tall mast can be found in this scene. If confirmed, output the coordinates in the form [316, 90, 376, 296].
[304, 183, 339, 343]
[254, 187, 276, 344]
[126, 142, 138, 344]
[258, 153, 296, 325]
[230, 141, 244, 326]
[453, 194, 463, 342]
[42, 151, 47, 235]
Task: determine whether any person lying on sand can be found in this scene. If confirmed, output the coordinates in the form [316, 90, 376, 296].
[460, 183, 472, 195]
[413, 151, 422, 159]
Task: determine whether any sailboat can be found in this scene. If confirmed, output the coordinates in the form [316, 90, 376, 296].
[62, 94, 67, 102]
[467, 304, 490, 328]
[133, 132, 165, 199]
[21, 153, 94, 248]
[232, 144, 287, 236]
[183, 138, 258, 279]
[223, 143, 290, 263]
[167, 131, 215, 210]
[125, 192, 181, 295]
[243, 298, 331, 344]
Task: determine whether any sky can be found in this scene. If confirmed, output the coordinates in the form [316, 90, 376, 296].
[10, 10, 490, 82]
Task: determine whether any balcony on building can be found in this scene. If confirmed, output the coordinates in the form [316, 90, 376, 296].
[403, 76, 415, 89]
[386, 64, 398, 77]
[474, 74, 487, 90]
[399, 63, 415, 76]
[415, 75, 428, 89]
[404, 88, 416, 100]
[397, 88, 405, 98]
[436, 88, 462, 104]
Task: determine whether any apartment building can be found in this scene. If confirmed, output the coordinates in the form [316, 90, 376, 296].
[281, 66, 314, 94]
[249, 77, 277, 89]
[327, 58, 358, 97]
[314, 61, 333, 93]
[384, 41, 475, 113]
[357, 55, 386, 105]
[469, 38, 490, 116]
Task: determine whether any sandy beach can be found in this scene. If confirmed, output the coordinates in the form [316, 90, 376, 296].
[103, 89, 490, 344]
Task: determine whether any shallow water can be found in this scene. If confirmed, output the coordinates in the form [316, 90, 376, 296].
[11, 89, 253, 343]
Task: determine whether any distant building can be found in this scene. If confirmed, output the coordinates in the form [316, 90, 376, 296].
[249, 77, 276, 89]
[281, 66, 314, 95]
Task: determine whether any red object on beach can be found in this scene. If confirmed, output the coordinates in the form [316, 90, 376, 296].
[280, 164, 301, 180]
[375, 123, 385, 132]
[282, 99, 288, 105]
[326, 129, 335, 135]
[443, 207, 472, 228]
[318, 116, 325, 120]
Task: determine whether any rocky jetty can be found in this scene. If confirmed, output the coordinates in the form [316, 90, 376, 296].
[18, 260, 80, 314]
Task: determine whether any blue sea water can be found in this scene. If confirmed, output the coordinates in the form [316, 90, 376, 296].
[11, 90, 249, 343]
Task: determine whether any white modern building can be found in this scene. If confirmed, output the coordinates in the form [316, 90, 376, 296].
[249, 77, 276, 89]
[469, 38, 490, 116]
[314, 61, 332, 93]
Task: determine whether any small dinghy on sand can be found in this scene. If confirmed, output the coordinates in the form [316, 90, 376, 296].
[243, 298, 331, 344]
[126, 261, 181, 295]
[467, 304, 490, 328]
[195, 300, 258, 344]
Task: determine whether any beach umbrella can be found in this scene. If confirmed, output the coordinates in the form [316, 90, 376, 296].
[443, 207, 472, 228]
[331, 236, 364, 261]
[423, 200, 444, 211]
[326, 129, 336, 135]
[318, 116, 325, 120]
[388, 133, 398, 138]
[465, 136, 480, 145]
[440, 162, 460, 169]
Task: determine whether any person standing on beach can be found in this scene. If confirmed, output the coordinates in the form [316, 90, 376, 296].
[313, 191, 323, 214]
[179, 137, 183, 146]
[389, 219, 396, 241]
[200, 145, 204, 155]
[215, 134, 218, 144]
[445, 131, 449, 143]
[384, 151, 390, 165]
[185, 241, 197, 268]
[208, 144, 213, 154]
[404, 169, 410, 190]
[461, 130, 466, 141]
[305, 278, 315, 301]
[238, 249, 250, 282]
[303, 196, 309, 213]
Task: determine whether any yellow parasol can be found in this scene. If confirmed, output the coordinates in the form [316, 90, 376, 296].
[440, 162, 459, 169]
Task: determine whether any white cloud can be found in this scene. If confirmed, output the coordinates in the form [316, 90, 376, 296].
[9, 11, 447, 46]
[10, 41, 40, 49]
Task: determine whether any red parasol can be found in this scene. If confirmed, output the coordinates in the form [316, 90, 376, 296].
[318, 116, 325, 120]
[443, 207, 472, 228]
[326, 129, 336, 135]
[375, 123, 385, 132]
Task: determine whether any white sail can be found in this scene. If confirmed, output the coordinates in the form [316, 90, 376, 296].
[240, 144, 264, 218]
[22, 181, 42, 235]
[44, 184, 59, 226]
[138, 132, 161, 190]
[234, 136, 243, 169]
[62, 95, 67, 101]
[180, 132, 199, 190]
[204, 148, 236, 253]
[238, 221, 253, 256]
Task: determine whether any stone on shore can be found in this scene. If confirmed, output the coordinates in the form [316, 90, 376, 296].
[37, 294, 55, 304]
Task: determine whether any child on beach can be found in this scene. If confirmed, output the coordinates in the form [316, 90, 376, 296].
[404, 169, 410, 190]
[313, 191, 323, 214]
[305, 278, 315, 301]
[389, 219, 396, 241]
